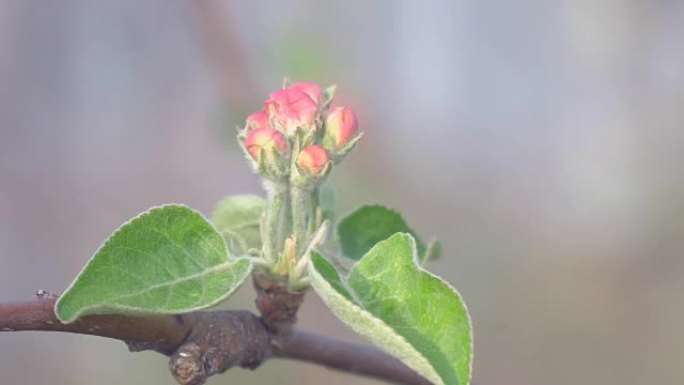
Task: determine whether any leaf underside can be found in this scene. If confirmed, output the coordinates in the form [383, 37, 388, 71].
[55, 204, 252, 323]
[211, 194, 265, 255]
[309, 233, 472, 385]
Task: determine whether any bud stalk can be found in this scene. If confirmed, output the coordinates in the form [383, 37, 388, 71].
[262, 181, 287, 262]
[290, 185, 312, 256]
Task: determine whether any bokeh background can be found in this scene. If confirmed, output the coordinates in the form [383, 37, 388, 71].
[1, 1, 683, 384]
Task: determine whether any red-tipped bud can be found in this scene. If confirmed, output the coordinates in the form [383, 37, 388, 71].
[296, 145, 330, 177]
[288, 82, 323, 105]
[246, 110, 270, 129]
[244, 127, 288, 161]
[325, 106, 358, 149]
[265, 89, 318, 135]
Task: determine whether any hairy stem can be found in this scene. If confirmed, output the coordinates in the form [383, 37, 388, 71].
[278, 185, 292, 253]
[291, 185, 311, 255]
[308, 186, 320, 234]
[263, 181, 286, 262]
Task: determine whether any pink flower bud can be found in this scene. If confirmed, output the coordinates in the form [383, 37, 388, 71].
[288, 82, 323, 105]
[325, 106, 358, 149]
[265, 89, 318, 135]
[246, 110, 270, 129]
[244, 127, 288, 161]
[296, 145, 330, 177]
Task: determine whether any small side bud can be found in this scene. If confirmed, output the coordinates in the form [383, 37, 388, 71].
[274, 236, 297, 276]
[246, 110, 270, 130]
[296, 145, 331, 177]
[244, 127, 288, 161]
[324, 106, 359, 150]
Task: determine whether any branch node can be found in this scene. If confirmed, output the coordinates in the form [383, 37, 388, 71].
[169, 311, 272, 385]
[253, 273, 307, 333]
[0, 296, 430, 385]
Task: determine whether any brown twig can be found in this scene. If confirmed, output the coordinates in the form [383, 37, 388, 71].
[0, 294, 188, 355]
[0, 295, 430, 385]
[277, 329, 431, 385]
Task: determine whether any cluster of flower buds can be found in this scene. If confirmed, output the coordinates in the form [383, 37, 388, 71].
[239, 80, 361, 185]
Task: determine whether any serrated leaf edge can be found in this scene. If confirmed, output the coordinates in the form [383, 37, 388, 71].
[310, 232, 473, 385]
[403, 238, 474, 385]
[337, 204, 428, 260]
[55, 204, 253, 323]
[210, 194, 266, 227]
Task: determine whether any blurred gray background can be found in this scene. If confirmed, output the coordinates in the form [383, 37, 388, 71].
[1, 0, 683, 384]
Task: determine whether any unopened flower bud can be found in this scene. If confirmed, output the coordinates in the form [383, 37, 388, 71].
[288, 82, 323, 105]
[265, 89, 318, 136]
[325, 106, 358, 150]
[244, 127, 288, 161]
[296, 145, 330, 177]
[246, 110, 270, 129]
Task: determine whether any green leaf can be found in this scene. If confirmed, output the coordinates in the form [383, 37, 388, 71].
[309, 233, 472, 385]
[55, 204, 252, 323]
[337, 205, 428, 261]
[211, 195, 265, 255]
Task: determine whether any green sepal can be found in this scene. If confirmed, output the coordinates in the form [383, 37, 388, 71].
[282, 77, 292, 89]
[323, 84, 337, 108]
[322, 132, 363, 164]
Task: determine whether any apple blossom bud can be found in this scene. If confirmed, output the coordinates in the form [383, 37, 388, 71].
[288, 82, 323, 105]
[325, 106, 358, 150]
[296, 145, 330, 177]
[265, 89, 318, 136]
[244, 127, 288, 161]
[246, 110, 270, 129]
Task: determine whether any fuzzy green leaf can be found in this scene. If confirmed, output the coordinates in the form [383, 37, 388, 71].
[212, 195, 265, 255]
[55, 204, 252, 323]
[337, 205, 428, 261]
[309, 233, 472, 385]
